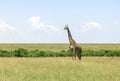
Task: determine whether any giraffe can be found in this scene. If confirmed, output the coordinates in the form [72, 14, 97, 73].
[64, 24, 82, 60]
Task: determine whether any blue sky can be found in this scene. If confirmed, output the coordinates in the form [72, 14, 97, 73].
[0, 0, 120, 43]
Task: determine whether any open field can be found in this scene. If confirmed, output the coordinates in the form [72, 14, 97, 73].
[0, 44, 120, 81]
[0, 43, 120, 51]
[0, 57, 120, 81]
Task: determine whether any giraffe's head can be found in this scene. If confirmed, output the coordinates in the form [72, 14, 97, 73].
[64, 24, 69, 30]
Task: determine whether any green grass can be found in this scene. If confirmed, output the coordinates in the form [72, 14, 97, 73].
[0, 43, 120, 51]
[0, 57, 120, 81]
[0, 43, 68, 51]
[82, 44, 120, 51]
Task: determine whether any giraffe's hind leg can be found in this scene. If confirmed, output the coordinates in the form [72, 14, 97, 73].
[76, 47, 82, 60]
[78, 53, 81, 60]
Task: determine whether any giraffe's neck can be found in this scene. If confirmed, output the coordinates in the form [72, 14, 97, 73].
[67, 28, 73, 45]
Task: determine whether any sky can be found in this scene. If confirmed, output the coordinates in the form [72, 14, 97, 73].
[0, 0, 120, 43]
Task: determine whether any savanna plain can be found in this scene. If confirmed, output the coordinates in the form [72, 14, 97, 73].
[0, 44, 120, 81]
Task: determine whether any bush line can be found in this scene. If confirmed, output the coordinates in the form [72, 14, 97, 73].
[0, 48, 120, 57]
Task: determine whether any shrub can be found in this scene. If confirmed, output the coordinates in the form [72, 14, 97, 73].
[0, 50, 9, 57]
[45, 51, 55, 57]
[0, 48, 120, 57]
[14, 48, 28, 57]
[29, 49, 45, 57]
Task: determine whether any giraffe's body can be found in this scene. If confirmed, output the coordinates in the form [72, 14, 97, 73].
[64, 25, 82, 60]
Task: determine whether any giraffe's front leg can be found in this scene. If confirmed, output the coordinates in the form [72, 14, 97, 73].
[72, 51, 74, 60]
[73, 49, 76, 60]
[75, 52, 77, 60]
[70, 48, 74, 60]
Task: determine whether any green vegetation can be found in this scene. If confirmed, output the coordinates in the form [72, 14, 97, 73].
[0, 57, 120, 81]
[0, 44, 120, 57]
[0, 48, 120, 57]
[0, 43, 68, 51]
[0, 43, 120, 51]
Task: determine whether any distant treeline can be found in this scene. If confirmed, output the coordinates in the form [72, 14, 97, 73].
[0, 48, 120, 57]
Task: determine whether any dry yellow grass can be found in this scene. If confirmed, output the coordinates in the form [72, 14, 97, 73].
[0, 57, 120, 81]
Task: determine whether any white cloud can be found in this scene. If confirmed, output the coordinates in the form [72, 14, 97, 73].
[28, 16, 59, 32]
[0, 21, 15, 32]
[113, 21, 120, 25]
[0, 21, 16, 41]
[80, 22, 102, 32]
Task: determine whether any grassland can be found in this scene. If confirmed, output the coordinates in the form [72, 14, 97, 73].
[0, 57, 120, 81]
[0, 44, 120, 81]
[0, 43, 120, 51]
